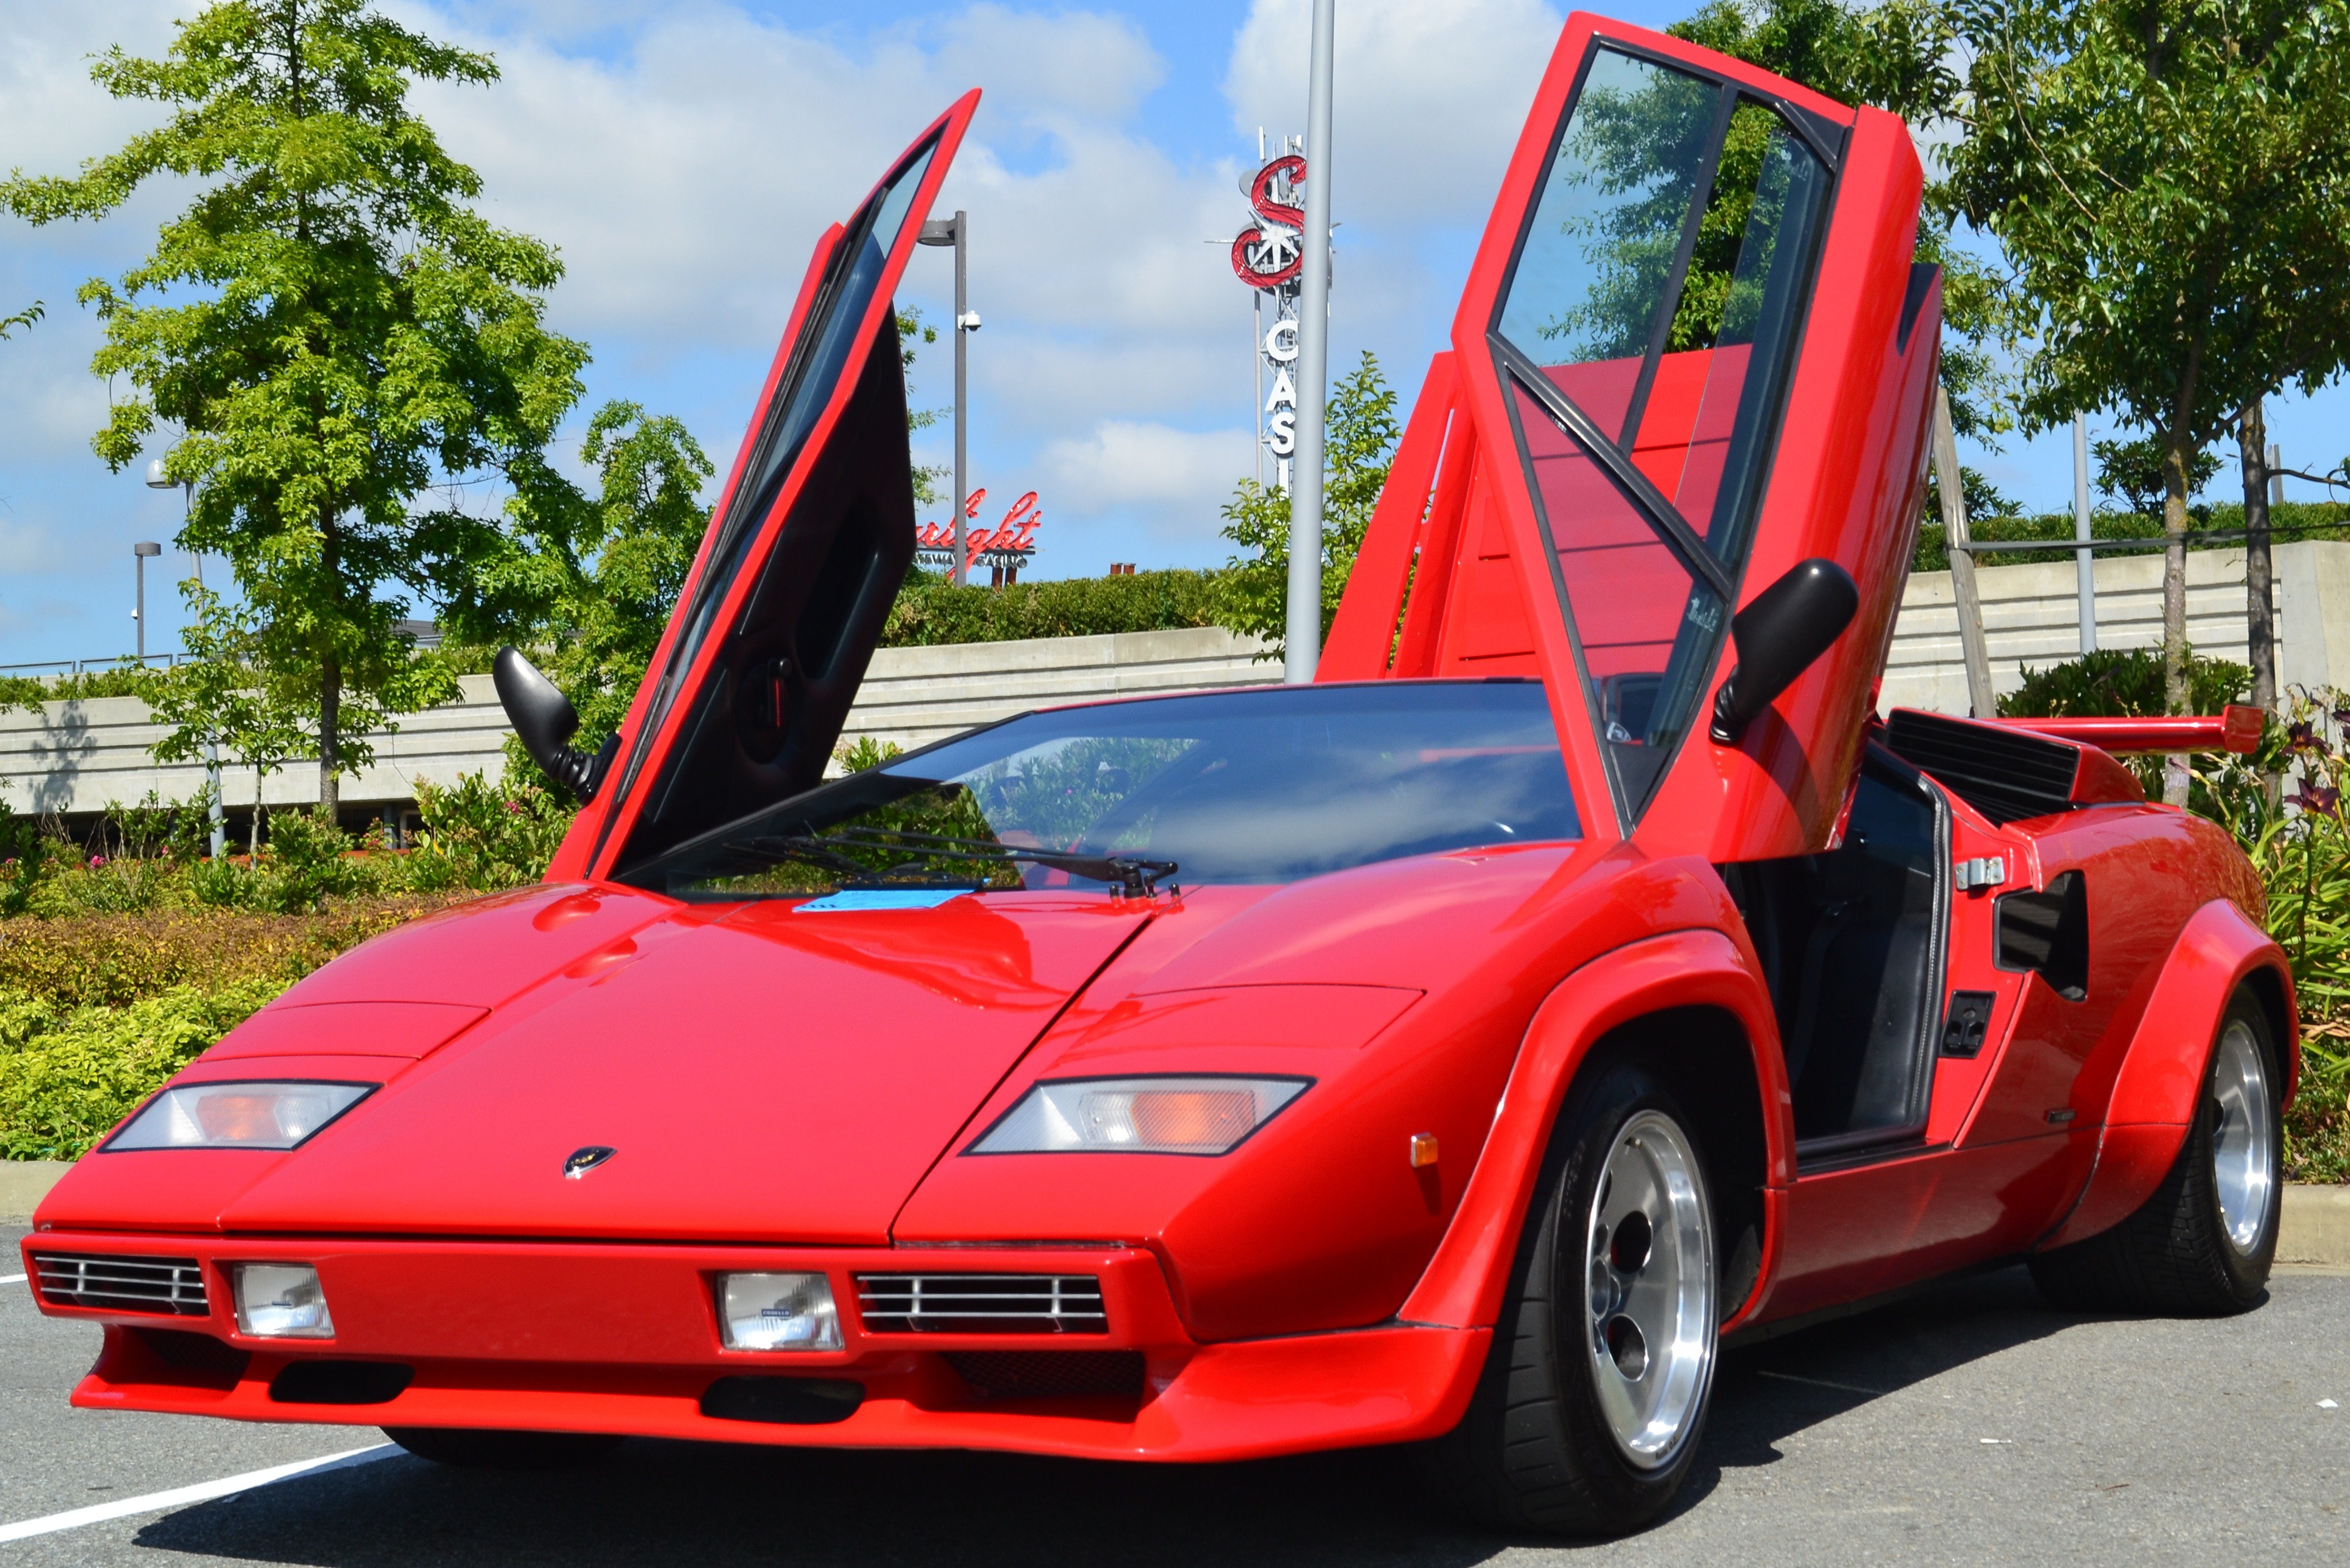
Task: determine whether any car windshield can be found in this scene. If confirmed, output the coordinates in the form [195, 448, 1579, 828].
[628, 681, 1580, 899]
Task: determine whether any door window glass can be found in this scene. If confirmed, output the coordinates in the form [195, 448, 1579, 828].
[1496, 48, 1718, 436]
[1511, 381, 1725, 811]
[1650, 105, 1830, 564]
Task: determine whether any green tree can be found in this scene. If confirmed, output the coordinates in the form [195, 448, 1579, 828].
[1947, 0, 2350, 799]
[1217, 351, 1400, 659]
[0, 0, 588, 819]
[2093, 433, 2221, 522]
[0, 300, 41, 342]
[143, 587, 314, 854]
[1673, 0, 2015, 442]
[494, 401, 714, 765]
[898, 308, 949, 509]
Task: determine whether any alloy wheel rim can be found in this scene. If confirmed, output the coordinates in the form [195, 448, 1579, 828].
[1583, 1109, 1715, 1470]
[2209, 1018, 2275, 1255]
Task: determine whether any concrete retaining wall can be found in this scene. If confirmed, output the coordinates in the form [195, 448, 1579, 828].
[1884, 540, 2350, 716]
[0, 625, 1276, 817]
[7, 542, 2347, 819]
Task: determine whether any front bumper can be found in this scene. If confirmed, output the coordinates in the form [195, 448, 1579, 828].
[24, 1231, 1485, 1462]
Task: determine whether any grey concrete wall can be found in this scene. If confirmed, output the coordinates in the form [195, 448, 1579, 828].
[0, 626, 1276, 816]
[1883, 540, 2350, 717]
[6, 542, 2343, 818]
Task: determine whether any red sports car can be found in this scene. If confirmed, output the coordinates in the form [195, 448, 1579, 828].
[24, 14, 2295, 1537]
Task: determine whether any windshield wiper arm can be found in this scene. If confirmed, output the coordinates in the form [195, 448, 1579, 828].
[807, 826, 1178, 898]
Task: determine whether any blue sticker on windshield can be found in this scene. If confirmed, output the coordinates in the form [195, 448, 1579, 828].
[796, 889, 970, 912]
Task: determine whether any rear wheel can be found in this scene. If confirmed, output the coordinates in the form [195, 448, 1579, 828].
[1419, 1062, 1718, 1536]
[382, 1428, 623, 1469]
[2030, 991, 2281, 1315]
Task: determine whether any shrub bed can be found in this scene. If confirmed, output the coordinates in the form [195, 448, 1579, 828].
[0, 980, 291, 1161]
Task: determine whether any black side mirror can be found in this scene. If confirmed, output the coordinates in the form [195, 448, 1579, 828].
[1708, 559, 1859, 745]
[493, 647, 615, 800]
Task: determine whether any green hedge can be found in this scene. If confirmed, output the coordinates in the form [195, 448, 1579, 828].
[879, 569, 1232, 647]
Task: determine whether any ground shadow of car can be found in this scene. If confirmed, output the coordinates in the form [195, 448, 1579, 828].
[131, 1269, 2086, 1566]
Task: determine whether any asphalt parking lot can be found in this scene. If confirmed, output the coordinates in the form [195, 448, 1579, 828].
[3, 1225, 2344, 1566]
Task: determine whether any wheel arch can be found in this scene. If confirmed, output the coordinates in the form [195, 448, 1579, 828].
[1398, 928, 1789, 1334]
[2040, 897, 2296, 1251]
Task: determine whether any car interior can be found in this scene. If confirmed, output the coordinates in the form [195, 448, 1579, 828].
[1719, 747, 1950, 1153]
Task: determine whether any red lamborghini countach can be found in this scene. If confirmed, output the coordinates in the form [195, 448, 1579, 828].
[25, 14, 2296, 1537]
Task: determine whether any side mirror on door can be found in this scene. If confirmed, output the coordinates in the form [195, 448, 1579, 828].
[1708, 559, 1859, 746]
[494, 646, 616, 800]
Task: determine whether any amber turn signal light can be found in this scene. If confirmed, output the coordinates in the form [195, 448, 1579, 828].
[1409, 1133, 1440, 1168]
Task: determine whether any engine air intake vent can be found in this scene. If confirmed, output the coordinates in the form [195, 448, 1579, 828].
[1883, 708, 2080, 824]
[947, 1349, 1144, 1400]
[854, 1273, 1107, 1334]
[33, 1253, 209, 1317]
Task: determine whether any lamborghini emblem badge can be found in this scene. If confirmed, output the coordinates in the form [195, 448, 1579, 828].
[563, 1145, 617, 1179]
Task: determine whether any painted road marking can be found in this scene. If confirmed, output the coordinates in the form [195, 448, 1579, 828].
[0, 1273, 25, 1285]
[0, 1444, 395, 1543]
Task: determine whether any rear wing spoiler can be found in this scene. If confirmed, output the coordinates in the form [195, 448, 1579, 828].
[1987, 705, 2265, 756]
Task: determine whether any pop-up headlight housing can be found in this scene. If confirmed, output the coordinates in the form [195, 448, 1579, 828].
[970, 1076, 1309, 1155]
[105, 1081, 374, 1152]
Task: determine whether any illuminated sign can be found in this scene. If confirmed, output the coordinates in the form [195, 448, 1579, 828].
[1233, 146, 1306, 492]
[918, 487, 1040, 580]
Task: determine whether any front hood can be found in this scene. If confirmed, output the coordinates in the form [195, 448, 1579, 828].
[211, 892, 1150, 1243]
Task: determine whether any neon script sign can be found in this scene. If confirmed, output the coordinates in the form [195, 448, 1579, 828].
[918, 488, 1040, 572]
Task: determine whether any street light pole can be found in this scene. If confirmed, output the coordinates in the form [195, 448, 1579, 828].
[133, 541, 161, 659]
[918, 211, 979, 586]
[145, 458, 224, 857]
[1285, 0, 1336, 685]
[2072, 414, 2095, 654]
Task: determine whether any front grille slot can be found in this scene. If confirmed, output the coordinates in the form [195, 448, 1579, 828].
[33, 1253, 209, 1317]
[947, 1350, 1144, 1400]
[854, 1273, 1107, 1335]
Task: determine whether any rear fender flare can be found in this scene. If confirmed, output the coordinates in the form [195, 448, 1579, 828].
[2040, 899, 2298, 1251]
[1397, 928, 1788, 1332]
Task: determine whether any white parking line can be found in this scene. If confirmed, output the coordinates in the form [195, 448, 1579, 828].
[0, 1444, 395, 1543]
[0, 1273, 25, 1285]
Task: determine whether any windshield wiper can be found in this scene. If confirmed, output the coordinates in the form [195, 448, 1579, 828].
[795, 825, 1178, 898]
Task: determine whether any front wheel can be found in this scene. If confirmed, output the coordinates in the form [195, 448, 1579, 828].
[1419, 1062, 1718, 1536]
[2031, 990, 2282, 1314]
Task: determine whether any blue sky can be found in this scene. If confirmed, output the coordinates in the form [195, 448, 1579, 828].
[1, 0, 2342, 668]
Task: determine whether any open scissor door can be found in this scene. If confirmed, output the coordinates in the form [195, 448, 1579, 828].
[554, 93, 979, 881]
[1325, 16, 1937, 860]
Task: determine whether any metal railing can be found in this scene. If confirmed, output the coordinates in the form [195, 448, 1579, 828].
[0, 652, 196, 677]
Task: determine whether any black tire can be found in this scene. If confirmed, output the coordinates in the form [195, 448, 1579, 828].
[382, 1427, 623, 1469]
[2030, 990, 2281, 1315]
[1417, 1061, 1719, 1537]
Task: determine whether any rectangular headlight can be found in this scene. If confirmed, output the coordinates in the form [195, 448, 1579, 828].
[970, 1076, 1309, 1155]
[719, 1273, 842, 1351]
[234, 1262, 334, 1338]
[105, 1082, 374, 1152]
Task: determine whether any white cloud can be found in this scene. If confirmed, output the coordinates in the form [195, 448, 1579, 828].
[1224, 0, 1565, 229]
[1038, 420, 1254, 542]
